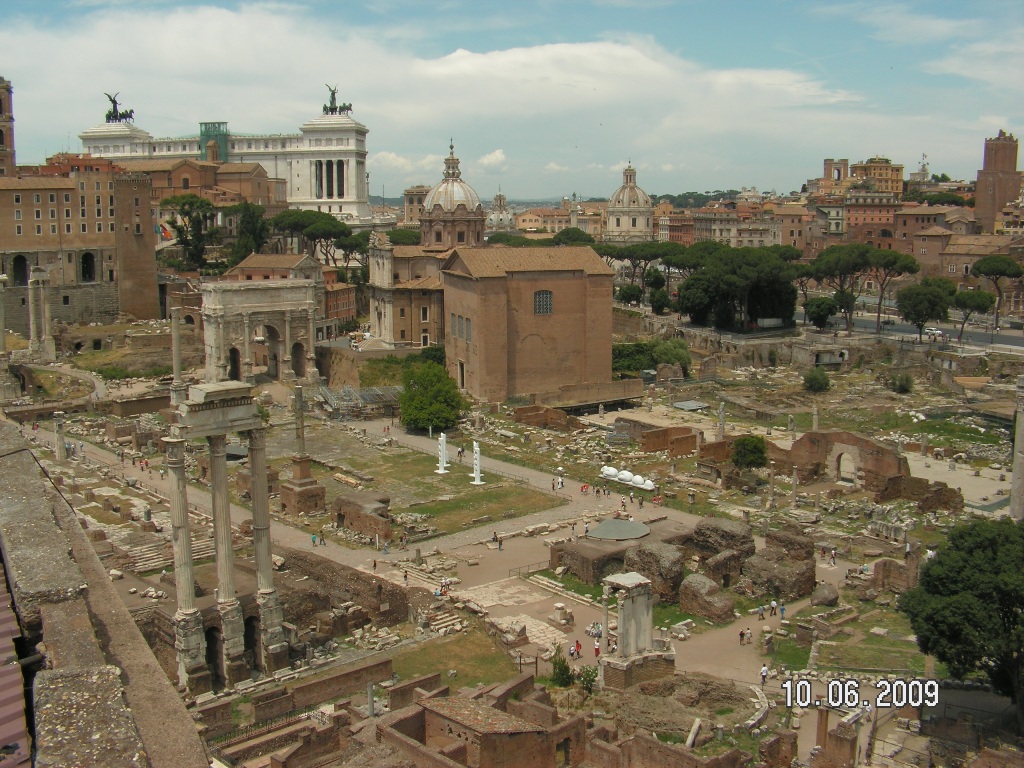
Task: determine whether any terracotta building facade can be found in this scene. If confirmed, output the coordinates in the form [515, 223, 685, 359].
[442, 246, 614, 402]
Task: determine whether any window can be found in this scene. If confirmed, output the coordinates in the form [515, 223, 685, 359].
[181, 177, 190, 190]
[948, 265, 956, 273]
[434, 231, 442, 243]
[14, 209, 20, 220]
[62, 295, 70, 306]
[457, 315, 464, 339]
[48, 193, 56, 203]
[450, 312, 454, 330]
[534, 290, 553, 315]
[64, 209, 70, 218]
[457, 231, 465, 243]
[399, 308, 405, 319]
[15, 225, 21, 235]
[80, 223, 87, 233]
[420, 306, 428, 322]
[631, 217, 637, 227]
[400, 330, 406, 339]
[34, 209, 40, 219]
[65, 223, 72, 234]
[97, 222, 103, 232]
[64, 193, 70, 203]
[964, 264, 970, 275]
[35, 225, 41, 235]
[33, 194, 40, 204]
[13, 194, 20, 204]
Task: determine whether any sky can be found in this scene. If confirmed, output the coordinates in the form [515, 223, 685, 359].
[4, 0, 1023, 200]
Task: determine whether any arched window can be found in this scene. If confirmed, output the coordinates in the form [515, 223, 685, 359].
[0, 128, 4, 147]
[534, 290, 552, 315]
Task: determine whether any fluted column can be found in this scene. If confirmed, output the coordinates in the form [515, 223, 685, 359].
[248, 428, 288, 671]
[248, 428, 273, 594]
[170, 307, 186, 406]
[41, 278, 52, 340]
[164, 435, 210, 693]
[242, 313, 253, 382]
[216, 316, 228, 381]
[305, 306, 318, 382]
[166, 438, 196, 612]
[282, 310, 293, 380]
[208, 432, 249, 686]
[209, 434, 235, 602]
[53, 411, 67, 461]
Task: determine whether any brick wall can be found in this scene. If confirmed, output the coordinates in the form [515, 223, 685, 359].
[601, 655, 675, 691]
[621, 733, 749, 768]
[585, 737, 622, 768]
[195, 699, 234, 739]
[388, 673, 442, 710]
[1, 283, 121, 335]
[332, 496, 393, 541]
[251, 658, 393, 722]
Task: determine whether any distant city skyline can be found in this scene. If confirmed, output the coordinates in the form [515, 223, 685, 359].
[5, 0, 1023, 199]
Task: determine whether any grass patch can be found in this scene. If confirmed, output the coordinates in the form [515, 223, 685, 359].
[391, 625, 515, 689]
[535, 570, 603, 601]
[770, 638, 811, 670]
[715, 707, 735, 716]
[409, 484, 563, 534]
[653, 602, 697, 629]
[817, 640, 923, 674]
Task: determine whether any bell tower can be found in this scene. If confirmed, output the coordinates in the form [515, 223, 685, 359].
[0, 76, 15, 176]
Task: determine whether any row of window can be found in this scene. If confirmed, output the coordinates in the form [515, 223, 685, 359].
[451, 313, 473, 342]
[14, 207, 114, 219]
[14, 222, 117, 235]
[396, 306, 430, 322]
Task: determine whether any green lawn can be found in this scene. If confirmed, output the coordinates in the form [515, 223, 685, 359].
[771, 638, 811, 670]
[391, 625, 516, 688]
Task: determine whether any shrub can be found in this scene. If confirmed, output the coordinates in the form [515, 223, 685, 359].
[889, 372, 913, 394]
[732, 435, 767, 469]
[578, 665, 599, 695]
[549, 646, 575, 688]
[803, 366, 831, 393]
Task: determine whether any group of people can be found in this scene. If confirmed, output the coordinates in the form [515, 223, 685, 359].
[584, 621, 603, 638]
[566, 638, 603, 660]
[756, 600, 785, 620]
[821, 547, 838, 566]
[738, 627, 754, 645]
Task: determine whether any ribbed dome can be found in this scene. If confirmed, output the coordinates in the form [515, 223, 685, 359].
[609, 164, 652, 210]
[486, 191, 515, 230]
[423, 143, 481, 212]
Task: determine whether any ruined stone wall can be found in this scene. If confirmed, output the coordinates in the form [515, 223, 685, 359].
[783, 431, 910, 491]
[478, 730, 558, 768]
[388, 673, 442, 710]
[332, 496, 393, 541]
[513, 405, 582, 431]
[601, 655, 677, 692]
[1, 283, 121, 336]
[585, 736, 622, 768]
[759, 730, 799, 768]
[251, 658, 393, 722]
[875, 475, 964, 512]
[620, 733, 749, 768]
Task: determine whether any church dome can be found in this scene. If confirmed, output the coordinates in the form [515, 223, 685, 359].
[423, 143, 481, 212]
[485, 191, 516, 231]
[608, 164, 652, 210]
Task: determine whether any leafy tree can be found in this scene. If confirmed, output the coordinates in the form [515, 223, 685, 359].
[398, 361, 464, 431]
[387, 228, 422, 245]
[225, 201, 269, 266]
[550, 645, 575, 687]
[803, 366, 831, 393]
[896, 283, 950, 340]
[812, 244, 873, 332]
[659, 242, 703, 293]
[678, 272, 718, 325]
[791, 263, 816, 324]
[952, 289, 996, 340]
[868, 251, 919, 332]
[930, 172, 951, 183]
[901, 518, 1024, 734]
[650, 338, 691, 371]
[618, 284, 643, 304]
[805, 296, 838, 330]
[271, 209, 352, 265]
[419, 345, 446, 366]
[552, 227, 594, 245]
[649, 288, 671, 315]
[161, 194, 220, 270]
[731, 435, 767, 469]
[645, 266, 666, 292]
[971, 255, 1022, 330]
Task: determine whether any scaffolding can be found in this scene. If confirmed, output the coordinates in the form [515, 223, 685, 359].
[319, 384, 401, 420]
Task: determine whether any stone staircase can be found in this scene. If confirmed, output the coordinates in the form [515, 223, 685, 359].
[427, 608, 463, 635]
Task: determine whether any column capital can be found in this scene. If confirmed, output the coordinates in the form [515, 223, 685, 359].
[208, 433, 227, 455]
[246, 426, 267, 449]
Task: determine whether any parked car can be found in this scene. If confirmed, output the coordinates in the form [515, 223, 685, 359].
[924, 326, 942, 335]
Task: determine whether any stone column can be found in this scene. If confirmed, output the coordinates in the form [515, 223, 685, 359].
[41, 277, 52, 340]
[791, 466, 798, 508]
[717, 402, 725, 441]
[170, 307, 186, 406]
[812, 404, 819, 431]
[0, 280, 6, 355]
[601, 586, 610, 652]
[27, 277, 38, 353]
[306, 306, 318, 382]
[164, 436, 211, 692]
[768, 461, 776, 503]
[617, 590, 630, 658]
[208, 433, 249, 686]
[294, 385, 306, 455]
[1012, 376, 1024, 520]
[53, 411, 67, 461]
[216, 316, 228, 381]
[242, 313, 253, 383]
[247, 428, 288, 671]
[282, 310, 294, 380]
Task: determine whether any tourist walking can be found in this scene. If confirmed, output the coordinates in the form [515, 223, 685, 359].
[757, 605, 765, 621]
[760, 665, 769, 687]
[311, 533, 317, 547]
[779, 603, 786, 620]
[745, 628, 753, 645]
[739, 629, 745, 646]
[594, 639, 600, 658]
[770, 599, 777, 616]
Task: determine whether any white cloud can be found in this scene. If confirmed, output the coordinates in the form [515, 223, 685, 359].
[814, 3, 985, 44]
[544, 162, 569, 172]
[477, 149, 506, 168]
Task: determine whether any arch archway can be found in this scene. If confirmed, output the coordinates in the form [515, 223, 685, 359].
[205, 626, 224, 690]
[182, 314, 196, 325]
[243, 615, 261, 671]
[11, 255, 28, 286]
[291, 342, 306, 378]
[264, 325, 282, 379]
[81, 252, 96, 283]
[836, 453, 856, 484]
[228, 348, 242, 381]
